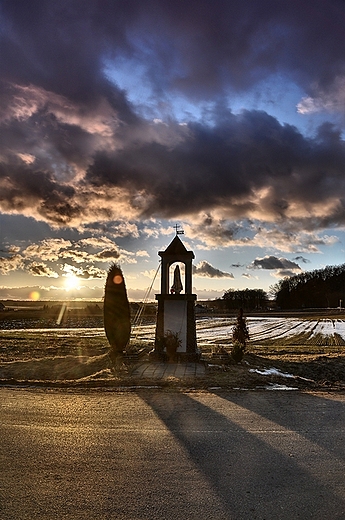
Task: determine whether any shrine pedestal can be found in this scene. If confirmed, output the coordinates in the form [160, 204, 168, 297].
[152, 294, 199, 361]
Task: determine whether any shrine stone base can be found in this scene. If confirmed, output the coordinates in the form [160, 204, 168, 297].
[150, 294, 200, 362]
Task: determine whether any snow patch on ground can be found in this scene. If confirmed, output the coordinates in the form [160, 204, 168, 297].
[265, 383, 298, 390]
[249, 368, 295, 378]
[207, 317, 345, 343]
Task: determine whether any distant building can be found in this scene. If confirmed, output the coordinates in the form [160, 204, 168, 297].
[0, 302, 6, 311]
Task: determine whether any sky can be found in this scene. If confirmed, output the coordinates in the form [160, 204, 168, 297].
[0, 0, 344, 302]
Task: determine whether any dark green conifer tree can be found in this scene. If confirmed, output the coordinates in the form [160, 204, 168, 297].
[103, 264, 131, 364]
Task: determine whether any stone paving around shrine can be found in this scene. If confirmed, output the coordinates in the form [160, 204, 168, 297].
[131, 362, 206, 379]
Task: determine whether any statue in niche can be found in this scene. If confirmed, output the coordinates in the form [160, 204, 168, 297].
[170, 265, 183, 294]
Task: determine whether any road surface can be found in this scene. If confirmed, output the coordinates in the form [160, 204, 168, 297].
[1, 388, 345, 519]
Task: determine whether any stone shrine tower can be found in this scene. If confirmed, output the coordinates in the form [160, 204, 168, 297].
[153, 230, 199, 361]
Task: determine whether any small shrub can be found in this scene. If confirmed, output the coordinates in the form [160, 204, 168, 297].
[212, 345, 229, 355]
[231, 340, 245, 363]
[164, 330, 182, 362]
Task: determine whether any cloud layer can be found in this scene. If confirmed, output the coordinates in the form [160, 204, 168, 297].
[250, 255, 302, 279]
[0, 0, 344, 252]
[193, 261, 233, 278]
[0, 237, 135, 278]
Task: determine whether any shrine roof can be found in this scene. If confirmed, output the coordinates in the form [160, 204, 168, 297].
[159, 235, 194, 257]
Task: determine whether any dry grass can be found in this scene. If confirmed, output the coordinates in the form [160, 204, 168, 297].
[1, 317, 345, 391]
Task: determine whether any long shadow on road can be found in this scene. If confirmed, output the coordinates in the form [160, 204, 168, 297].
[141, 391, 345, 520]
[214, 390, 345, 463]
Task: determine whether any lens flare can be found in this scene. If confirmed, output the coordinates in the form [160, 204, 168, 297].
[113, 274, 123, 284]
[30, 291, 40, 301]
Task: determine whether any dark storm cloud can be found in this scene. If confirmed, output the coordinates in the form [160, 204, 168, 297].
[0, 162, 81, 225]
[293, 256, 311, 264]
[0, 0, 344, 231]
[86, 114, 345, 223]
[193, 261, 233, 278]
[0, 253, 23, 274]
[250, 256, 301, 270]
[27, 262, 58, 277]
[75, 267, 105, 279]
[1, 0, 343, 100]
[1, 96, 345, 231]
[276, 269, 300, 279]
[0, 1, 128, 106]
[95, 249, 121, 261]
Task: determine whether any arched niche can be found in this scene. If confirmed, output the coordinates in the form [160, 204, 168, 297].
[158, 235, 194, 295]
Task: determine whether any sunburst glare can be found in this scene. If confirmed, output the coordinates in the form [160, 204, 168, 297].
[64, 274, 80, 291]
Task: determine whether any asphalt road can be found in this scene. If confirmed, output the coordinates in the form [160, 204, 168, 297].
[1, 388, 345, 520]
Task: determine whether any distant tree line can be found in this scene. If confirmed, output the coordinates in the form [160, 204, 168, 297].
[272, 263, 345, 309]
[221, 288, 268, 310]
